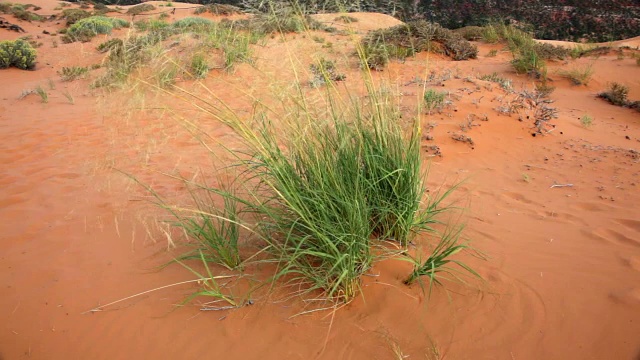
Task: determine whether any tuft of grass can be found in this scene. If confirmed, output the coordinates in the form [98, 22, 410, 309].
[190, 53, 209, 79]
[62, 90, 74, 104]
[580, 115, 593, 128]
[558, 64, 594, 86]
[404, 225, 480, 290]
[194, 4, 241, 15]
[134, 18, 170, 32]
[486, 49, 498, 57]
[59, 66, 89, 81]
[35, 85, 48, 103]
[423, 88, 447, 113]
[598, 82, 629, 107]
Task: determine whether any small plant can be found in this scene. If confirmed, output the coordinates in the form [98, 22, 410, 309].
[35, 85, 48, 103]
[59, 66, 89, 81]
[47, 78, 55, 90]
[62, 90, 74, 104]
[194, 4, 241, 15]
[580, 115, 593, 128]
[481, 25, 500, 43]
[126, 3, 155, 15]
[558, 64, 593, 85]
[423, 88, 447, 113]
[486, 49, 498, 57]
[134, 18, 169, 32]
[190, 53, 209, 79]
[479, 72, 512, 90]
[0, 39, 37, 70]
[522, 173, 531, 183]
[309, 58, 345, 87]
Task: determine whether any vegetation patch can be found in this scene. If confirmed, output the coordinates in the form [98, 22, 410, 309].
[231, 5, 325, 35]
[59, 66, 89, 81]
[126, 3, 155, 15]
[360, 20, 477, 70]
[558, 64, 594, 86]
[63, 16, 129, 43]
[0, 39, 37, 70]
[0, 2, 43, 21]
[194, 4, 242, 15]
[60, 8, 91, 25]
[598, 82, 640, 112]
[334, 15, 358, 23]
[309, 58, 345, 87]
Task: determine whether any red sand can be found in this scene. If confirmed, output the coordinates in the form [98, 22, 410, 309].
[1, 3, 640, 359]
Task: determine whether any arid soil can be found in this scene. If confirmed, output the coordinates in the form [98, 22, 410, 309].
[1, 2, 639, 359]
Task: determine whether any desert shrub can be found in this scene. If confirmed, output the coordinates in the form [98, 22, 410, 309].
[59, 66, 89, 81]
[598, 82, 629, 107]
[481, 24, 500, 43]
[558, 64, 594, 86]
[533, 43, 570, 60]
[60, 8, 91, 25]
[455, 26, 484, 41]
[0, 39, 37, 70]
[486, 49, 498, 57]
[64, 16, 129, 43]
[126, 3, 155, 15]
[360, 20, 477, 69]
[194, 4, 242, 15]
[1, 3, 43, 21]
[309, 58, 345, 87]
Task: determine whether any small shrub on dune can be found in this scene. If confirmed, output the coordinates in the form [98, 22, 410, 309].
[1, 3, 43, 21]
[597, 82, 639, 112]
[126, 3, 155, 15]
[360, 20, 477, 70]
[0, 39, 37, 70]
[134, 18, 170, 32]
[194, 4, 242, 15]
[454, 26, 484, 41]
[558, 64, 594, 86]
[59, 66, 89, 81]
[232, 5, 324, 35]
[64, 16, 129, 43]
[173, 17, 216, 32]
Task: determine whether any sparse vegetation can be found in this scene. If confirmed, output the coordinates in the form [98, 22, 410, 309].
[308, 58, 345, 87]
[360, 20, 477, 70]
[126, 3, 155, 15]
[0, 39, 37, 70]
[558, 64, 594, 86]
[0, 2, 43, 21]
[598, 82, 639, 112]
[60, 8, 91, 25]
[190, 53, 209, 79]
[35, 85, 48, 103]
[59, 66, 89, 81]
[479, 72, 512, 90]
[334, 15, 358, 23]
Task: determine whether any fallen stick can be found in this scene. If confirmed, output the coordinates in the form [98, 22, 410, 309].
[550, 183, 573, 188]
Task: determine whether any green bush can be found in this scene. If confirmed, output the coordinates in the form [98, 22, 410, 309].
[423, 88, 447, 113]
[64, 16, 129, 43]
[0, 39, 37, 70]
[598, 82, 629, 107]
[173, 17, 215, 31]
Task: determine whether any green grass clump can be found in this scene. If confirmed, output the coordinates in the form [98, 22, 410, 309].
[64, 16, 129, 43]
[190, 53, 209, 78]
[360, 20, 477, 70]
[126, 3, 155, 15]
[59, 66, 89, 81]
[423, 88, 447, 113]
[0, 39, 37, 70]
[173, 17, 216, 31]
[35, 85, 48, 103]
[134, 18, 170, 32]
[558, 64, 594, 86]
[232, 5, 324, 35]
[158, 77, 474, 302]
